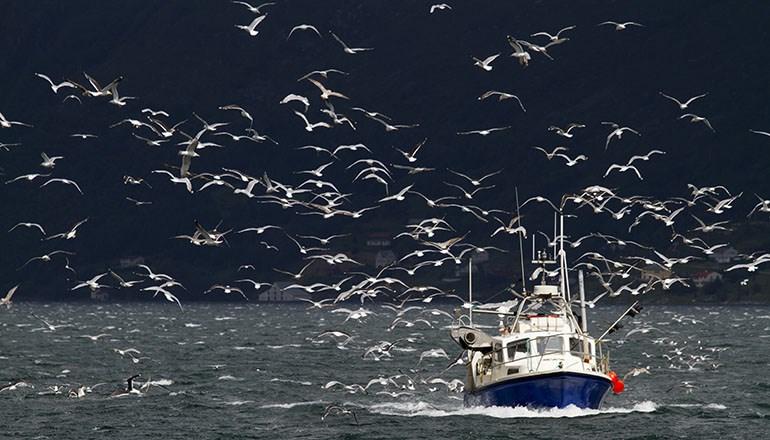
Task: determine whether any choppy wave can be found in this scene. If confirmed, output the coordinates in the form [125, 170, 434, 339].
[223, 400, 254, 406]
[667, 403, 727, 410]
[259, 400, 327, 409]
[368, 400, 658, 418]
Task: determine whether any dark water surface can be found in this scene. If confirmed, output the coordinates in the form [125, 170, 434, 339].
[1, 303, 768, 439]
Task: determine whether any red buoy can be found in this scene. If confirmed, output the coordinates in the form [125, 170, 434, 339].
[608, 371, 625, 394]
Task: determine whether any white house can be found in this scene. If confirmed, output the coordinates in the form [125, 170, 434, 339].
[693, 271, 723, 288]
[258, 282, 310, 302]
[710, 247, 739, 264]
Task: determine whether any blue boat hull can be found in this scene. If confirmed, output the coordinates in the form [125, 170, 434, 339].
[464, 371, 612, 409]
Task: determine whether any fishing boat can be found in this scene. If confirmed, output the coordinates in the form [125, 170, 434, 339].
[450, 213, 640, 409]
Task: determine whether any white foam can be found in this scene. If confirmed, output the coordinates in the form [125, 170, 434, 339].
[259, 400, 326, 409]
[668, 403, 727, 410]
[269, 378, 312, 386]
[218, 375, 243, 381]
[223, 400, 254, 406]
[368, 400, 657, 419]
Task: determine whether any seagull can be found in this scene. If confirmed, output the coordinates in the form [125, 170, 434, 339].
[333, 143, 372, 156]
[231, 1, 274, 14]
[604, 164, 644, 180]
[39, 152, 64, 169]
[457, 126, 511, 136]
[280, 94, 310, 112]
[107, 84, 135, 107]
[679, 113, 715, 132]
[68, 72, 123, 98]
[205, 284, 248, 300]
[110, 118, 153, 130]
[18, 250, 75, 270]
[0, 142, 22, 151]
[430, 4, 451, 13]
[235, 13, 267, 36]
[147, 117, 186, 138]
[603, 122, 640, 149]
[418, 348, 450, 364]
[329, 31, 373, 54]
[298, 298, 335, 309]
[40, 178, 83, 194]
[109, 269, 143, 288]
[219, 104, 254, 127]
[659, 92, 708, 110]
[9, 222, 46, 236]
[287, 24, 321, 39]
[273, 261, 315, 280]
[533, 146, 568, 159]
[294, 110, 332, 132]
[70, 133, 98, 139]
[297, 68, 349, 82]
[473, 53, 500, 71]
[395, 138, 426, 163]
[80, 333, 111, 342]
[491, 217, 527, 237]
[132, 133, 169, 147]
[520, 195, 560, 212]
[141, 108, 169, 117]
[478, 91, 526, 111]
[554, 153, 587, 167]
[531, 25, 576, 44]
[448, 169, 502, 186]
[691, 215, 730, 233]
[151, 170, 193, 193]
[749, 129, 770, 138]
[321, 404, 359, 425]
[1, 285, 19, 308]
[237, 225, 283, 235]
[599, 21, 644, 31]
[234, 279, 271, 290]
[628, 149, 666, 164]
[135, 264, 174, 282]
[379, 184, 414, 203]
[34, 73, 75, 93]
[193, 112, 229, 132]
[748, 195, 770, 217]
[506, 36, 531, 66]
[623, 367, 651, 380]
[548, 123, 585, 138]
[0, 112, 33, 128]
[71, 273, 110, 292]
[45, 218, 88, 241]
[142, 286, 183, 310]
[307, 78, 349, 101]
[5, 173, 51, 184]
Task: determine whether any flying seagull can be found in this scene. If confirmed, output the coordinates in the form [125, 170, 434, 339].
[288, 24, 321, 39]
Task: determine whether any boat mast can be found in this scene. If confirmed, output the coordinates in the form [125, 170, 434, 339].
[468, 257, 473, 327]
[515, 187, 527, 295]
[578, 269, 588, 333]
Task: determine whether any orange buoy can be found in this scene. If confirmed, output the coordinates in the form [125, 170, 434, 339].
[608, 371, 625, 394]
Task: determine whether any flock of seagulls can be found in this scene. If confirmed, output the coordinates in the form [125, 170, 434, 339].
[0, 1, 767, 426]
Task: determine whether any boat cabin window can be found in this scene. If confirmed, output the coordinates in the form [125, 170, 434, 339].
[536, 336, 564, 355]
[493, 342, 503, 363]
[506, 340, 528, 360]
[569, 337, 583, 356]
